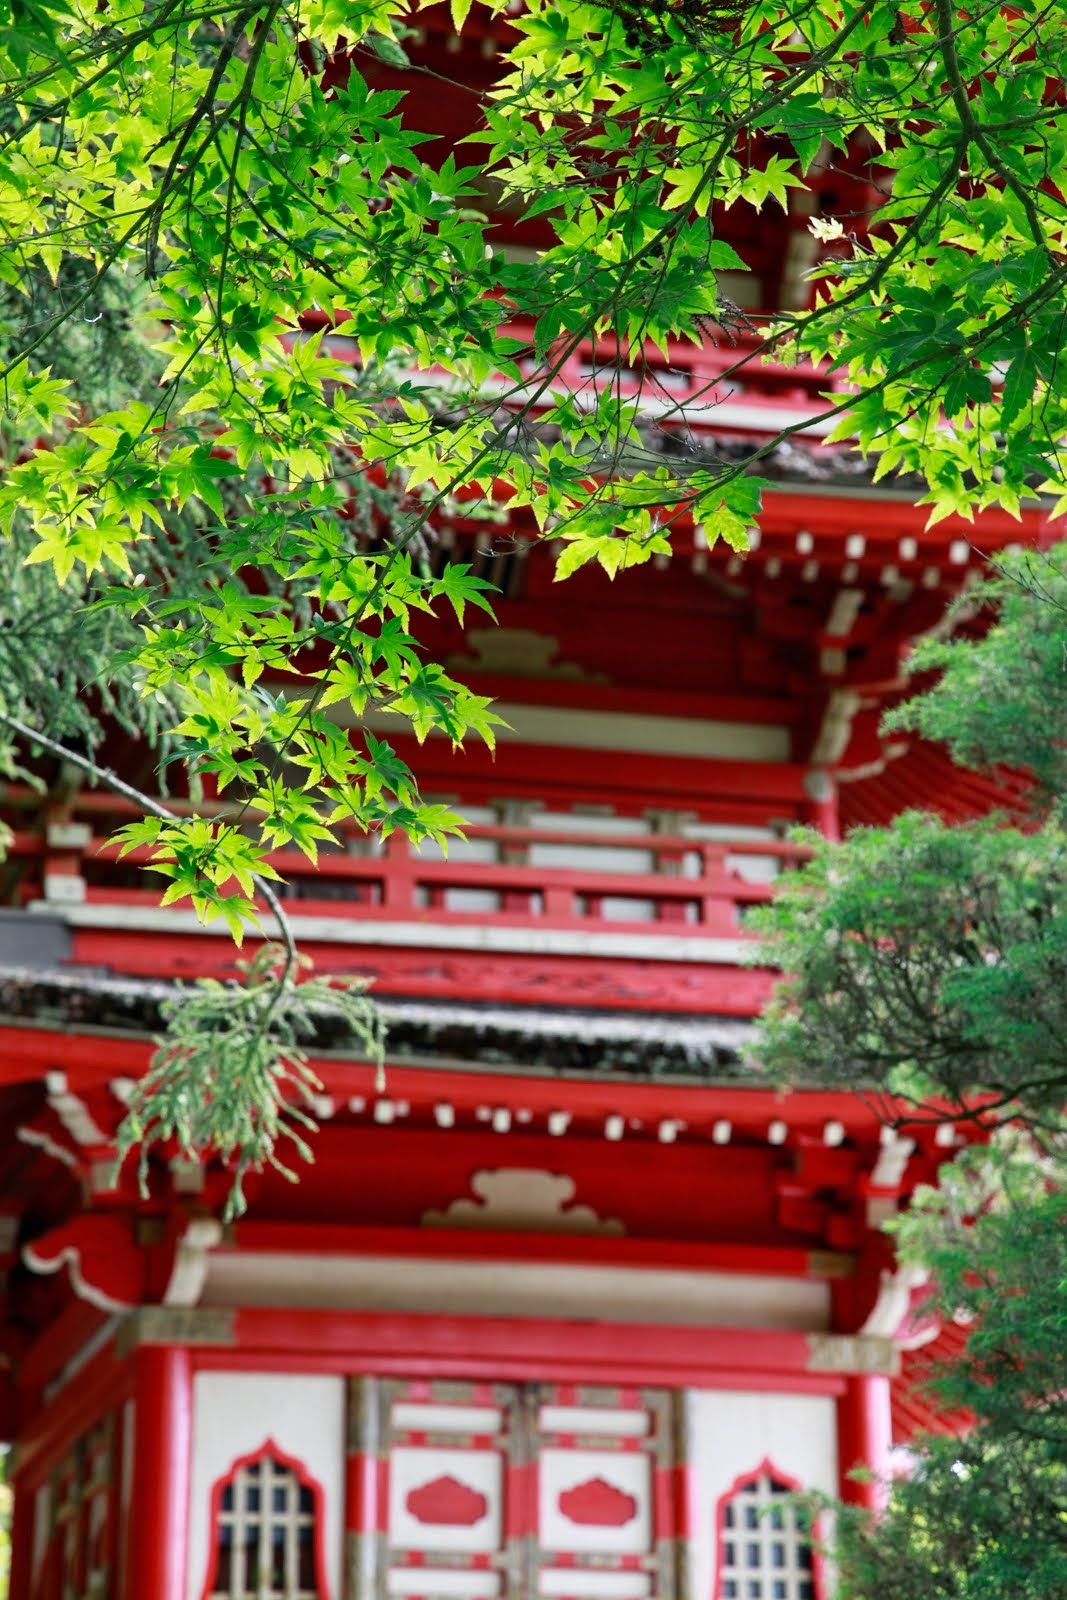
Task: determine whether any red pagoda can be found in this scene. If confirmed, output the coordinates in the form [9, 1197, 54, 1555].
[0, 11, 1056, 1600]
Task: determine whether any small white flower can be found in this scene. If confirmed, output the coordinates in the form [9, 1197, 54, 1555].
[809, 216, 845, 243]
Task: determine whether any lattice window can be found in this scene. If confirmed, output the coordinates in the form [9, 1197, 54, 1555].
[208, 1452, 321, 1599]
[717, 1472, 818, 1600]
[41, 1413, 115, 1600]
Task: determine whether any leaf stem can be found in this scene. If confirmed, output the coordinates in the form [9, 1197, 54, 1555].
[0, 709, 297, 978]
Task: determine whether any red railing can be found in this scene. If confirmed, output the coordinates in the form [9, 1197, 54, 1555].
[1, 789, 811, 942]
[306, 314, 841, 440]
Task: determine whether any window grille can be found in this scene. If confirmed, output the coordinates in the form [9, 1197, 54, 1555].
[718, 1472, 818, 1600]
[209, 1453, 320, 1599]
[43, 1414, 115, 1600]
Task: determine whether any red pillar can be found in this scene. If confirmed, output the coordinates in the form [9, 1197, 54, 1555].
[127, 1344, 192, 1600]
[805, 769, 840, 842]
[837, 1374, 892, 1511]
[7, 1466, 36, 1600]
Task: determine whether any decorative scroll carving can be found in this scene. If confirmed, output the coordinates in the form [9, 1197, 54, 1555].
[558, 1477, 637, 1527]
[422, 1169, 624, 1235]
[405, 1476, 489, 1527]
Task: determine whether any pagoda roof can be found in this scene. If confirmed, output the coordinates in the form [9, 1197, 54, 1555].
[0, 960, 983, 1203]
[0, 962, 987, 1450]
[839, 739, 1033, 829]
[0, 963, 752, 1081]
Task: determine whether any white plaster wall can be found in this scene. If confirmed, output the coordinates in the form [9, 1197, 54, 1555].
[201, 1257, 830, 1331]
[389, 1446, 503, 1552]
[365, 704, 791, 762]
[187, 1371, 345, 1600]
[682, 824, 781, 886]
[684, 1390, 837, 1600]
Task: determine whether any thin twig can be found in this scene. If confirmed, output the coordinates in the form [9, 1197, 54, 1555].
[0, 710, 297, 975]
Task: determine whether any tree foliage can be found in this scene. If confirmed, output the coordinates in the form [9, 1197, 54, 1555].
[753, 550, 1067, 1597]
[114, 943, 384, 1213]
[1, 0, 1065, 909]
[832, 1141, 1067, 1600]
[1, 2, 1067, 1176]
[750, 811, 1067, 1122]
[886, 548, 1067, 807]
[752, 546, 1067, 1125]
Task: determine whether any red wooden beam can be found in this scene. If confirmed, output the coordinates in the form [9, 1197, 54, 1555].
[62, 932, 778, 1013]
[0, 1024, 975, 1158]
[228, 1222, 853, 1281]
[212, 1309, 854, 1392]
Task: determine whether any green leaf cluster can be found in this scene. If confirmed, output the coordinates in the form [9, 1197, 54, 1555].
[836, 1142, 1067, 1600]
[0, 0, 1064, 924]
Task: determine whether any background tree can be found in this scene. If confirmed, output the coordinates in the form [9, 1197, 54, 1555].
[833, 1152, 1067, 1599]
[751, 547, 1067, 1597]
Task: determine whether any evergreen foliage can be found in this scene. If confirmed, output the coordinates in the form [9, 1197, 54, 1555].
[753, 551, 1067, 1597]
[114, 944, 384, 1214]
[832, 1146, 1067, 1598]
[887, 549, 1067, 808]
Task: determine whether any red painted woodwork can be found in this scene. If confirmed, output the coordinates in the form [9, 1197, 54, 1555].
[0, 17, 1033, 1594]
[230, 1223, 846, 1279]
[22, 1216, 142, 1314]
[405, 1474, 490, 1526]
[83, 826, 801, 929]
[24, 1410, 120, 1600]
[12, 1300, 108, 1421]
[7, 1468, 34, 1600]
[238, 1129, 778, 1243]
[20, 806, 805, 946]
[210, 1310, 851, 1392]
[0, 1028, 969, 1149]
[557, 1477, 638, 1527]
[13, 1341, 127, 1489]
[892, 1320, 974, 1443]
[65, 930, 778, 1013]
[840, 737, 1034, 829]
[837, 1375, 893, 1512]
[316, 316, 843, 428]
[128, 1345, 192, 1600]
[347, 1450, 389, 1537]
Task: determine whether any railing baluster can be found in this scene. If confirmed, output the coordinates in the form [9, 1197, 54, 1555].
[652, 837, 689, 924]
[381, 833, 416, 913]
[542, 885, 574, 922]
[54, 789, 805, 941]
[698, 845, 739, 935]
[494, 798, 536, 915]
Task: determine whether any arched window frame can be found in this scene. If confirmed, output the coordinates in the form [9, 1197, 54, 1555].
[200, 1438, 332, 1600]
[712, 1457, 826, 1600]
